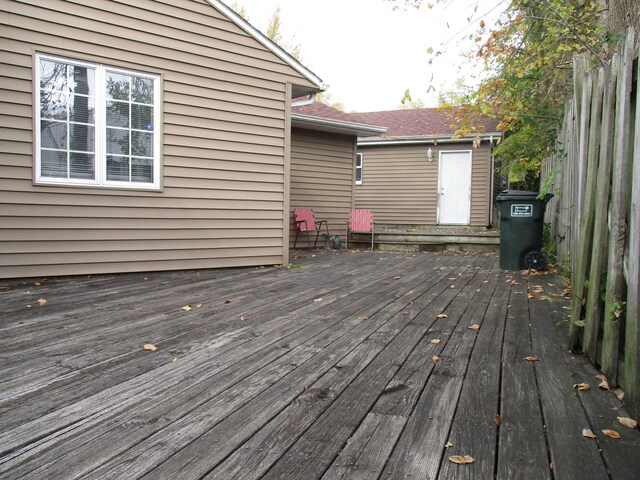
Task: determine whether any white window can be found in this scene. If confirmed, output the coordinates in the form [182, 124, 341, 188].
[35, 54, 161, 189]
[355, 153, 363, 185]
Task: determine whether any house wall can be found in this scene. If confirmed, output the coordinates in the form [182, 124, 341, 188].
[355, 142, 493, 226]
[290, 128, 355, 248]
[0, 0, 317, 278]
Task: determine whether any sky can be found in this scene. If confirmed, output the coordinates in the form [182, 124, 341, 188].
[233, 0, 507, 112]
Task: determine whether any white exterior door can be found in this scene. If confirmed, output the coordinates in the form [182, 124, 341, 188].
[438, 151, 472, 225]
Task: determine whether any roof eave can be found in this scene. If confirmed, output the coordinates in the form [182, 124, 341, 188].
[357, 132, 504, 146]
[292, 114, 387, 137]
[206, 0, 327, 95]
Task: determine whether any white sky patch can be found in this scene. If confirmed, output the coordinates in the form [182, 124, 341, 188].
[233, 0, 506, 112]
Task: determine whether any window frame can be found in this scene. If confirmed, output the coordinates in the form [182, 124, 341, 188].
[34, 53, 162, 190]
[355, 152, 363, 185]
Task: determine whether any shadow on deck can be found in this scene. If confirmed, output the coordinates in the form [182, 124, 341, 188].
[0, 251, 638, 479]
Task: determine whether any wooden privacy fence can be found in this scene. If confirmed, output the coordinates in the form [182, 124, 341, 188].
[542, 29, 640, 417]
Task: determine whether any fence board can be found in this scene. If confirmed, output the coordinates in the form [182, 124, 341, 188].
[583, 56, 617, 360]
[624, 47, 640, 418]
[602, 30, 636, 381]
[569, 68, 604, 347]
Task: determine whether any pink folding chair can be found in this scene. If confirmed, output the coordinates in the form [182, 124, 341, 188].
[294, 208, 331, 249]
[346, 209, 375, 250]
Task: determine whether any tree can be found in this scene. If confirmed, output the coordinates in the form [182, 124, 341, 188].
[391, 0, 610, 189]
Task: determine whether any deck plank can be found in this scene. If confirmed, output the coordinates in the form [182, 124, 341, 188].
[0, 251, 636, 480]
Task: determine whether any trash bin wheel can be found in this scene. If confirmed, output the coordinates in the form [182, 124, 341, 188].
[524, 251, 546, 271]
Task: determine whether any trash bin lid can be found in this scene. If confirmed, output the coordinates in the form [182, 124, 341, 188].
[496, 190, 553, 201]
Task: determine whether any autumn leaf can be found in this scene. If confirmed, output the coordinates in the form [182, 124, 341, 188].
[444, 441, 453, 448]
[528, 294, 539, 299]
[37, 298, 47, 306]
[432, 355, 440, 363]
[393, 276, 401, 280]
[598, 379, 610, 390]
[618, 417, 637, 429]
[196, 304, 203, 308]
[595, 374, 607, 381]
[494, 414, 502, 426]
[34, 282, 41, 286]
[573, 383, 591, 391]
[448, 455, 475, 465]
[143, 344, 157, 351]
[524, 356, 540, 362]
[450, 285, 456, 288]
[437, 314, 448, 319]
[314, 298, 323, 303]
[181, 305, 192, 312]
[602, 429, 621, 439]
[468, 324, 480, 331]
[240, 316, 248, 321]
[582, 429, 597, 439]
[224, 299, 231, 304]
[613, 388, 625, 404]
[359, 316, 368, 321]
[430, 339, 441, 345]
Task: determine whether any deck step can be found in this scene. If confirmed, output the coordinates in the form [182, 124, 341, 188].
[348, 230, 499, 252]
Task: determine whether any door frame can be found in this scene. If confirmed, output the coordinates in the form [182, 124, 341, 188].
[437, 149, 473, 225]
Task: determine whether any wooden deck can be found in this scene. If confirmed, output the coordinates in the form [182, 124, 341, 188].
[1, 251, 638, 479]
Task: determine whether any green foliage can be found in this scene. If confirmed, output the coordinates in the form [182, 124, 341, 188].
[392, 0, 609, 183]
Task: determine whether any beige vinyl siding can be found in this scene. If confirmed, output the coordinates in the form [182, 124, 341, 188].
[0, 0, 317, 278]
[290, 128, 355, 248]
[355, 143, 492, 226]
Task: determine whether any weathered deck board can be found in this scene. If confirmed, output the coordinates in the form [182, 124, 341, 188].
[0, 251, 637, 479]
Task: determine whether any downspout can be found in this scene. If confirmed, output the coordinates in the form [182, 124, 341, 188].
[489, 135, 496, 227]
[292, 93, 316, 107]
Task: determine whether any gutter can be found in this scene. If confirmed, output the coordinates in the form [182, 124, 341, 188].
[357, 132, 504, 146]
[292, 114, 387, 137]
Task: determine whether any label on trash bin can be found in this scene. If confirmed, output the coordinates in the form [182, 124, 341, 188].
[511, 204, 533, 217]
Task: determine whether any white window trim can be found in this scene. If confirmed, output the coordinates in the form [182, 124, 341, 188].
[355, 152, 363, 185]
[34, 53, 162, 190]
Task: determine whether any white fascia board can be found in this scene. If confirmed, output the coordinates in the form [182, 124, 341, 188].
[357, 132, 503, 146]
[292, 114, 387, 137]
[206, 0, 327, 91]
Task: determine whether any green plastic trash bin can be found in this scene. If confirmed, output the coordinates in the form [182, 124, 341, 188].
[495, 190, 553, 270]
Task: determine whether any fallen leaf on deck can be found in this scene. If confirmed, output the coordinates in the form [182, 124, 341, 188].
[437, 314, 448, 319]
[240, 316, 248, 321]
[34, 282, 41, 286]
[450, 285, 456, 288]
[314, 298, 323, 303]
[37, 298, 47, 305]
[595, 374, 607, 381]
[224, 299, 231, 304]
[528, 294, 539, 299]
[393, 276, 401, 280]
[432, 355, 440, 363]
[359, 316, 368, 321]
[598, 379, 610, 390]
[430, 339, 441, 344]
[618, 417, 637, 429]
[448, 455, 474, 465]
[143, 344, 157, 351]
[171, 357, 177, 362]
[524, 356, 540, 362]
[181, 305, 192, 311]
[494, 414, 501, 426]
[444, 441, 453, 448]
[602, 429, 621, 439]
[582, 429, 597, 439]
[468, 324, 480, 331]
[613, 388, 625, 404]
[574, 383, 591, 391]
[483, 280, 489, 284]
[196, 304, 203, 308]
